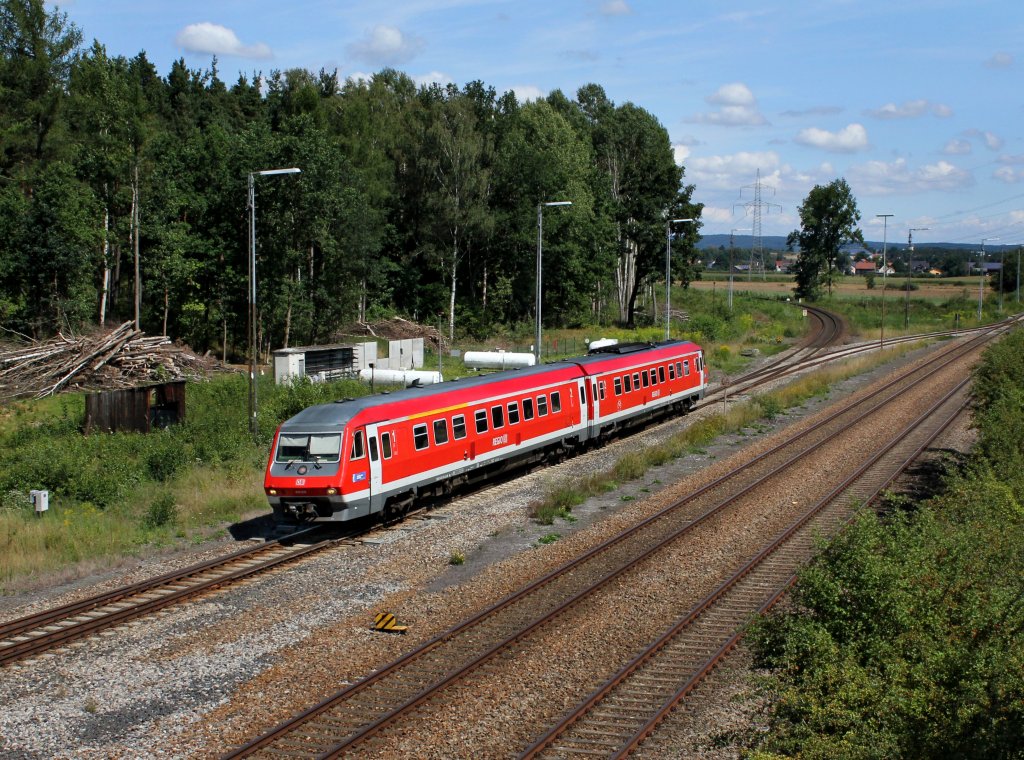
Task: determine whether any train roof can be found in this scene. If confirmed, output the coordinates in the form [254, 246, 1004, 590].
[571, 339, 701, 372]
[278, 339, 702, 434]
[279, 360, 583, 432]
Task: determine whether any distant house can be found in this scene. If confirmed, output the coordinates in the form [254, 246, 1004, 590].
[853, 260, 877, 276]
[910, 259, 931, 273]
[774, 259, 792, 273]
[967, 261, 1002, 274]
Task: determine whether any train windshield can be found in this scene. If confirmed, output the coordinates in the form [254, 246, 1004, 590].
[275, 433, 342, 463]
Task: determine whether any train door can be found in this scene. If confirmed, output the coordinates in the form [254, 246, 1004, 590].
[366, 423, 383, 504]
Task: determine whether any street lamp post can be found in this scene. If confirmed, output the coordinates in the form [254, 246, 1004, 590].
[535, 200, 572, 363]
[877, 214, 893, 347]
[248, 167, 301, 440]
[665, 218, 695, 339]
[979, 237, 999, 321]
[729, 228, 750, 310]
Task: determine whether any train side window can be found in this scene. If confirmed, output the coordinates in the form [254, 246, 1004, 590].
[433, 418, 449, 445]
[698, 355, 704, 371]
[350, 430, 366, 460]
[491, 405, 505, 429]
[632, 372, 641, 389]
[537, 395, 549, 416]
[676, 361, 682, 376]
[381, 432, 393, 459]
[475, 409, 489, 433]
[614, 376, 622, 395]
[641, 371, 649, 388]
[623, 374, 632, 393]
[658, 366, 666, 383]
[683, 359, 691, 376]
[551, 391, 562, 413]
[599, 381, 606, 400]
[508, 402, 520, 425]
[523, 397, 535, 420]
[452, 415, 467, 440]
[413, 423, 429, 451]
[369, 436, 379, 462]
[668, 363, 675, 380]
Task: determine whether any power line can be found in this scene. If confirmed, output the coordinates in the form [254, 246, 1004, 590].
[734, 169, 781, 280]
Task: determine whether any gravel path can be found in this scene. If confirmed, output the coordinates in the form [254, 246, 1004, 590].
[0, 338, 978, 758]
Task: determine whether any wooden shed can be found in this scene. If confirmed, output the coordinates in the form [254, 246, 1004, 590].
[84, 380, 186, 434]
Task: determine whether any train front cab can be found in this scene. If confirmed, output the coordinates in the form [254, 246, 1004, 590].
[265, 424, 372, 523]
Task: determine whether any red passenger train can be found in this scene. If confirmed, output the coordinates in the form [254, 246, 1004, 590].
[264, 340, 707, 523]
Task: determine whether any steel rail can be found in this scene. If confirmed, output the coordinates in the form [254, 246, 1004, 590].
[522, 376, 971, 758]
[225, 321, 1004, 758]
[0, 527, 336, 666]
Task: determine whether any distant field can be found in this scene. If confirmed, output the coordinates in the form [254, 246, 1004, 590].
[693, 274, 1011, 303]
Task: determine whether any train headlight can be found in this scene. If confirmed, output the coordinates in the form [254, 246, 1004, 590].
[326, 488, 338, 495]
[268, 489, 277, 496]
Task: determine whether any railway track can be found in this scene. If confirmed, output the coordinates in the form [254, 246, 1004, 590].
[3, 309, 1004, 676]
[0, 305, 848, 669]
[709, 308, 1020, 404]
[222, 318, 1009, 758]
[521, 377, 973, 758]
[0, 526, 351, 667]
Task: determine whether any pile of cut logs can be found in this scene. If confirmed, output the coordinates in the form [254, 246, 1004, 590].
[0, 322, 220, 400]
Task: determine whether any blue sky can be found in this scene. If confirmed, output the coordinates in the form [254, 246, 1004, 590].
[58, 0, 1023, 247]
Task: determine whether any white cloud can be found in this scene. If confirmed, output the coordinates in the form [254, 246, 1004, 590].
[795, 123, 869, 153]
[865, 99, 952, 119]
[707, 82, 755, 106]
[964, 129, 1005, 151]
[345, 71, 373, 85]
[673, 143, 691, 164]
[700, 205, 736, 224]
[509, 85, 545, 102]
[994, 166, 1024, 184]
[346, 25, 424, 65]
[413, 71, 453, 88]
[688, 82, 767, 126]
[174, 22, 272, 59]
[943, 138, 972, 155]
[848, 158, 973, 195]
[687, 151, 781, 190]
[599, 0, 632, 15]
[985, 52, 1014, 69]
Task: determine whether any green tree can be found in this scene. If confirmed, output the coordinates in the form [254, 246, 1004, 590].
[419, 90, 493, 340]
[0, 0, 81, 169]
[789, 178, 863, 300]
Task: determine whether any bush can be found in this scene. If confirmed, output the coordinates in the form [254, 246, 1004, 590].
[144, 432, 190, 482]
[746, 328, 1024, 758]
[146, 491, 178, 528]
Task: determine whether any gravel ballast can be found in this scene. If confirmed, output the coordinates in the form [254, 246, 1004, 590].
[0, 338, 981, 758]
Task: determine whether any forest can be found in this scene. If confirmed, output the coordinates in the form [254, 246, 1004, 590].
[0, 0, 702, 359]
